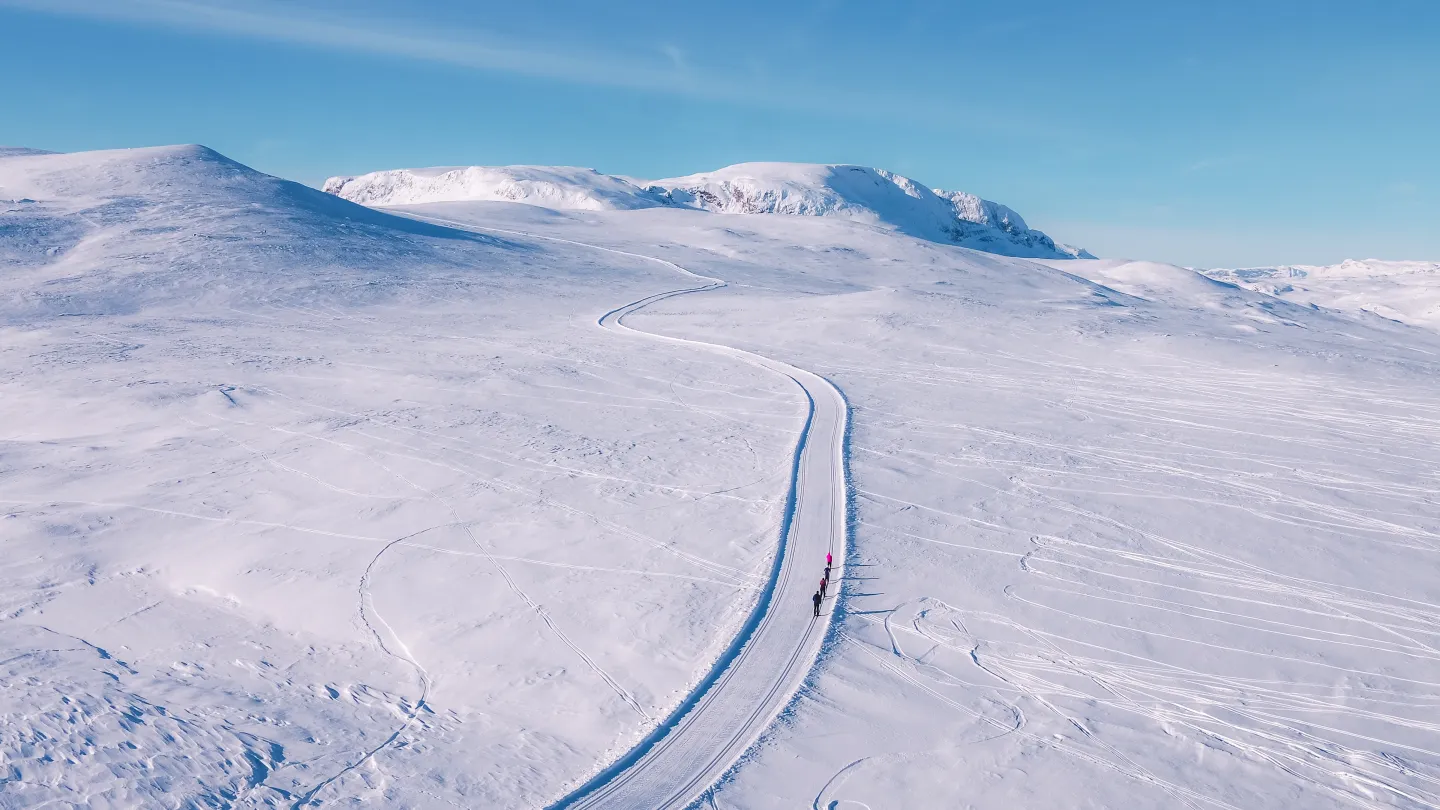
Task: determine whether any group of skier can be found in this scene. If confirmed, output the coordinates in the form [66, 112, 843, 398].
[811, 552, 833, 617]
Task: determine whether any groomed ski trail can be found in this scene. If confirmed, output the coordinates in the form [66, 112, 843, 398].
[400, 212, 849, 809]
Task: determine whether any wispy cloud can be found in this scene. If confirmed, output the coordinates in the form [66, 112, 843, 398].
[0, 0, 1056, 140]
[0, 0, 713, 95]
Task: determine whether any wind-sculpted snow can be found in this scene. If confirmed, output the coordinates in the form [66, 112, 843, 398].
[324, 160, 1091, 260]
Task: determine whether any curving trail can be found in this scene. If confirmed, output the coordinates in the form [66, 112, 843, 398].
[400, 212, 849, 809]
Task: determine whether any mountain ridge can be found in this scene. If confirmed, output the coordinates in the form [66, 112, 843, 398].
[326, 160, 1092, 260]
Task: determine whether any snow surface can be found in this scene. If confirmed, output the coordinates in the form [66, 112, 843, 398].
[6, 145, 1440, 810]
[325, 161, 1092, 260]
[1202, 260, 1440, 330]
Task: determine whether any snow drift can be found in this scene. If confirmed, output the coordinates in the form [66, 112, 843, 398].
[324, 161, 1091, 260]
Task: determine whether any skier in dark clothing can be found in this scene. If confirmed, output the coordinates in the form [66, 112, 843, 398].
[820, 576, 828, 599]
[824, 564, 831, 581]
[812, 590, 822, 617]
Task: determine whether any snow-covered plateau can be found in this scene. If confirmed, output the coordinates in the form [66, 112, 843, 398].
[4, 144, 1440, 810]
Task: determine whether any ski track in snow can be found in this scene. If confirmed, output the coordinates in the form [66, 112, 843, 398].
[403, 213, 851, 810]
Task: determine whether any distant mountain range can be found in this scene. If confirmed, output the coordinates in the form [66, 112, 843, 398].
[324, 161, 1093, 260]
[1201, 260, 1440, 329]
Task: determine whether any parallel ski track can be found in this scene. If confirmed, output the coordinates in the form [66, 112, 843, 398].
[398, 212, 850, 809]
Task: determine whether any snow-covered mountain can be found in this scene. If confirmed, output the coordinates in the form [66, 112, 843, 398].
[1202, 259, 1440, 329]
[325, 161, 1091, 260]
[323, 164, 676, 210]
[652, 163, 1092, 259]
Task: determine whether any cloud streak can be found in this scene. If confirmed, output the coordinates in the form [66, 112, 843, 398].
[0, 0, 1052, 139]
[0, 0, 712, 96]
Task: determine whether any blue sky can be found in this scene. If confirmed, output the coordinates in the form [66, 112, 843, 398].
[1, 0, 1436, 267]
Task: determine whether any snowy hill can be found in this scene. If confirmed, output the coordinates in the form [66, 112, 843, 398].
[323, 164, 676, 210]
[0, 145, 56, 158]
[1201, 259, 1440, 329]
[0, 144, 484, 316]
[1045, 258, 1258, 304]
[0, 143, 452, 232]
[325, 161, 1091, 260]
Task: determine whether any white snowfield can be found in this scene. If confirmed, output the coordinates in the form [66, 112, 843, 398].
[325, 161, 1092, 260]
[1202, 260, 1440, 330]
[4, 143, 1440, 810]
